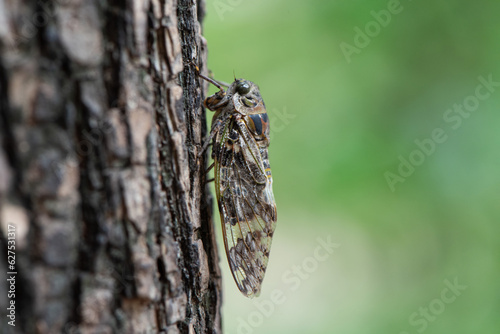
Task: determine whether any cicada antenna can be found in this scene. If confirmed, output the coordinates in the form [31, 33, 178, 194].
[191, 63, 224, 91]
[188, 61, 231, 89]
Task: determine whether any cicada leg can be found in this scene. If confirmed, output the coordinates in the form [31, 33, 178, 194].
[198, 118, 224, 159]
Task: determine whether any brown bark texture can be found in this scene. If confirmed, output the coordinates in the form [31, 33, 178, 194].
[0, 0, 222, 333]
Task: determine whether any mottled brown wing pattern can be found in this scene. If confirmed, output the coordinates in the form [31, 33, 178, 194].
[214, 118, 277, 297]
[201, 77, 277, 298]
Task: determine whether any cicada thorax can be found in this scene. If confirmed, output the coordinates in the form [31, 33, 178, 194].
[242, 113, 270, 144]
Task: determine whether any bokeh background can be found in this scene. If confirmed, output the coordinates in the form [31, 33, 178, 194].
[203, 1, 499, 333]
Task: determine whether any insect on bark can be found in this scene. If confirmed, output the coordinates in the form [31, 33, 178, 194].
[198, 72, 278, 298]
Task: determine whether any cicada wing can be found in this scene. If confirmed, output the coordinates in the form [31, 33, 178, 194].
[214, 121, 277, 298]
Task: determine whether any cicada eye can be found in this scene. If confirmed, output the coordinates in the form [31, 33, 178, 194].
[236, 81, 251, 95]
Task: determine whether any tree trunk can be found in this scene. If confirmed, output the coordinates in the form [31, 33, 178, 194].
[0, 0, 222, 333]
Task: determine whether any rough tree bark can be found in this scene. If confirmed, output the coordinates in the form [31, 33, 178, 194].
[0, 0, 222, 333]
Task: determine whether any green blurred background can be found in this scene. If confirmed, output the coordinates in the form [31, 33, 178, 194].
[203, 0, 500, 333]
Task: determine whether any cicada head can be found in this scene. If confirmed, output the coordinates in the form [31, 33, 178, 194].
[231, 79, 266, 115]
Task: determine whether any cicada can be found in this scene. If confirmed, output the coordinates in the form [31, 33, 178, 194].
[199, 74, 277, 298]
